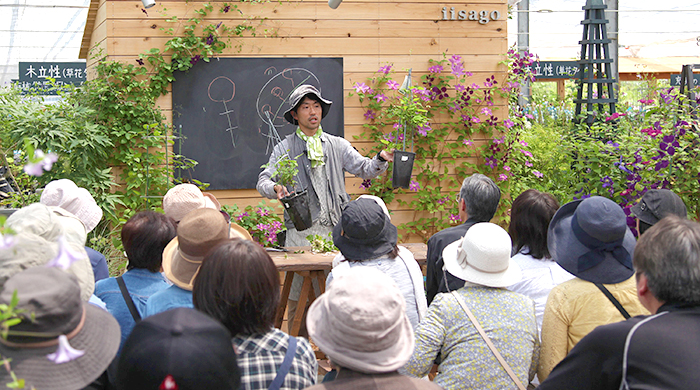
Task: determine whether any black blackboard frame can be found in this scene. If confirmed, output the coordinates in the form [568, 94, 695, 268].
[172, 57, 344, 190]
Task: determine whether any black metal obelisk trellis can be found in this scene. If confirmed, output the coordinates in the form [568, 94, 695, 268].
[574, 0, 617, 125]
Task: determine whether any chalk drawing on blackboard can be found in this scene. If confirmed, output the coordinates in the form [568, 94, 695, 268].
[256, 68, 322, 150]
[208, 76, 239, 147]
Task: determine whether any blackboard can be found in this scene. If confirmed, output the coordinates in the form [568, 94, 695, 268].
[172, 57, 344, 190]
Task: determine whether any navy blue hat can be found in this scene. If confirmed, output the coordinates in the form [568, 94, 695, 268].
[548, 196, 635, 284]
[333, 198, 398, 261]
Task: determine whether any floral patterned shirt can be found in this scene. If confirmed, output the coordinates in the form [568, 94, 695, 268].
[401, 285, 539, 390]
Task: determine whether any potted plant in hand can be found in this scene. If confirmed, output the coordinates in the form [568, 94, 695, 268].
[262, 153, 313, 231]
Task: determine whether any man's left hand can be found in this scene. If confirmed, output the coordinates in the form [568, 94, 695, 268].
[380, 150, 394, 162]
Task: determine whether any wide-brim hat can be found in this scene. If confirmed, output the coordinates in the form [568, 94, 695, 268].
[162, 209, 252, 290]
[442, 222, 521, 288]
[0, 267, 120, 390]
[163, 184, 220, 223]
[307, 267, 414, 374]
[332, 198, 397, 261]
[548, 196, 635, 284]
[630, 189, 687, 225]
[40, 179, 103, 232]
[283, 84, 332, 125]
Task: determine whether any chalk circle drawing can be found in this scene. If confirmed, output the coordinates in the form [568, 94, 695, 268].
[256, 68, 321, 153]
[208, 76, 239, 147]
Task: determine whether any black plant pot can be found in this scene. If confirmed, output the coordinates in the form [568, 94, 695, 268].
[392, 150, 415, 189]
[280, 189, 313, 231]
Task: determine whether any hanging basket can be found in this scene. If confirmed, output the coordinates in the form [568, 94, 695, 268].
[280, 189, 313, 231]
[392, 150, 416, 189]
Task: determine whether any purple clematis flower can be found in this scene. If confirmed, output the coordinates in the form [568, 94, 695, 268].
[46, 237, 83, 270]
[409, 180, 421, 192]
[46, 335, 84, 364]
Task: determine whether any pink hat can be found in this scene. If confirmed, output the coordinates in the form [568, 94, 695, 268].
[40, 179, 103, 233]
[162, 184, 219, 223]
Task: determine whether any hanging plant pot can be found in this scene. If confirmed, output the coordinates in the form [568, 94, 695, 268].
[392, 150, 416, 189]
[280, 189, 313, 231]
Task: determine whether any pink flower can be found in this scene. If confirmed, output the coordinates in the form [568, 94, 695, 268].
[378, 65, 392, 74]
[493, 137, 504, 145]
[525, 161, 533, 167]
[471, 83, 480, 89]
[533, 170, 543, 178]
[606, 112, 626, 122]
[23, 149, 58, 177]
[0, 234, 14, 250]
[520, 140, 529, 146]
[455, 84, 466, 93]
[525, 114, 534, 119]
[481, 107, 492, 116]
[393, 123, 402, 130]
[520, 149, 533, 157]
[503, 119, 515, 128]
[353, 82, 370, 94]
[463, 139, 474, 146]
[386, 80, 399, 90]
[639, 99, 654, 105]
[375, 93, 387, 102]
[498, 173, 508, 181]
[409, 180, 421, 192]
[428, 65, 444, 73]
[449, 214, 461, 223]
[417, 124, 431, 136]
[471, 117, 481, 124]
[46, 335, 84, 364]
[503, 165, 511, 172]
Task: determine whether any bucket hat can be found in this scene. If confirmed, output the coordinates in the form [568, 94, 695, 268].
[631, 189, 687, 226]
[442, 222, 521, 288]
[7, 203, 87, 247]
[307, 267, 414, 374]
[357, 194, 391, 219]
[116, 308, 240, 390]
[548, 196, 635, 284]
[0, 267, 120, 390]
[332, 198, 398, 261]
[40, 179, 103, 232]
[283, 84, 332, 125]
[162, 208, 250, 290]
[162, 184, 220, 223]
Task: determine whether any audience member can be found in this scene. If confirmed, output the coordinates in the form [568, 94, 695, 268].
[40, 178, 109, 281]
[162, 183, 223, 223]
[306, 267, 442, 390]
[116, 308, 241, 390]
[506, 189, 573, 333]
[1, 203, 95, 301]
[630, 188, 687, 235]
[539, 216, 700, 389]
[538, 196, 649, 380]
[95, 211, 177, 349]
[426, 173, 501, 304]
[403, 223, 539, 389]
[328, 197, 427, 329]
[145, 208, 249, 316]
[0, 267, 120, 390]
[193, 239, 317, 390]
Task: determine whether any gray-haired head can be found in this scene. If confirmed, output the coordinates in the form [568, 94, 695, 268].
[459, 174, 501, 222]
[634, 215, 700, 304]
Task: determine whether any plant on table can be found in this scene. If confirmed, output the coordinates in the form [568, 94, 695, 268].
[223, 202, 284, 247]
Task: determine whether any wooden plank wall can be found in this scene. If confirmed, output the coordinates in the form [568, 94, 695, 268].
[81, 0, 508, 242]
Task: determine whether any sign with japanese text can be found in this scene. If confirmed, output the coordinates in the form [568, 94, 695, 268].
[15, 62, 86, 95]
[529, 61, 580, 80]
[670, 73, 700, 87]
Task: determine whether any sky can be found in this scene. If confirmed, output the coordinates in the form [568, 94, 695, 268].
[0, 0, 698, 86]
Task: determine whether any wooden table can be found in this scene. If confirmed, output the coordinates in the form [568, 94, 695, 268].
[268, 243, 427, 336]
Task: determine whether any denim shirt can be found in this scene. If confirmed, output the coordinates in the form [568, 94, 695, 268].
[144, 284, 193, 318]
[95, 268, 170, 350]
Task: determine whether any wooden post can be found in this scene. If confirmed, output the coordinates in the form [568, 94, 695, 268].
[557, 79, 566, 101]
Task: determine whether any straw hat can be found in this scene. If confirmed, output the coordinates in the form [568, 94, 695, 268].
[283, 84, 332, 125]
[162, 184, 220, 223]
[548, 196, 635, 284]
[307, 267, 414, 374]
[40, 179, 103, 232]
[162, 208, 251, 290]
[442, 222, 521, 288]
[0, 267, 119, 390]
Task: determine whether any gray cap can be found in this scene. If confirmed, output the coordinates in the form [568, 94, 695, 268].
[631, 189, 687, 225]
[283, 84, 332, 125]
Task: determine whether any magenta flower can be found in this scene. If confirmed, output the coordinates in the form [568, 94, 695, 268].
[449, 214, 461, 223]
[525, 161, 533, 167]
[493, 137, 504, 145]
[364, 110, 376, 120]
[503, 165, 511, 172]
[462, 139, 474, 146]
[378, 65, 392, 74]
[417, 124, 431, 136]
[639, 99, 654, 105]
[525, 114, 534, 120]
[353, 82, 370, 94]
[471, 117, 481, 124]
[481, 107, 492, 116]
[428, 65, 444, 73]
[256, 208, 270, 217]
[383, 133, 395, 142]
[235, 212, 249, 221]
[409, 180, 420, 191]
[520, 140, 528, 146]
[455, 84, 466, 93]
[437, 197, 448, 205]
[533, 170, 543, 178]
[471, 83, 480, 89]
[46, 237, 83, 270]
[46, 335, 84, 364]
[498, 173, 508, 181]
[375, 93, 387, 102]
[503, 119, 515, 128]
[605, 112, 626, 122]
[393, 123, 402, 130]
[520, 149, 533, 157]
[386, 80, 399, 90]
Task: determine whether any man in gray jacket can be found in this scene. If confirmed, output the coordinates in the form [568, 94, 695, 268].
[257, 84, 393, 332]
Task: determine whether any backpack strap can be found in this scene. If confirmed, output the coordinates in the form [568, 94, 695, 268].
[268, 336, 297, 390]
[595, 283, 631, 319]
[116, 276, 142, 322]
